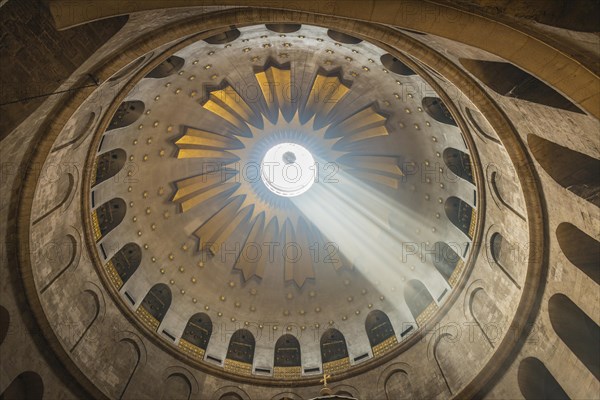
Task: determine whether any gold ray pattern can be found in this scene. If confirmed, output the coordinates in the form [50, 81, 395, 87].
[172, 64, 403, 287]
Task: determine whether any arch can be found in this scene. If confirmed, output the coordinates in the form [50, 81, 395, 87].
[443, 148, 473, 184]
[320, 328, 350, 374]
[0, 305, 8, 346]
[489, 232, 520, 288]
[69, 288, 101, 352]
[459, 59, 583, 114]
[380, 54, 415, 76]
[212, 386, 251, 400]
[518, 357, 570, 400]
[433, 334, 458, 394]
[365, 310, 397, 355]
[226, 329, 256, 365]
[107, 100, 145, 131]
[422, 97, 456, 126]
[464, 107, 500, 144]
[114, 336, 144, 400]
[266, 23, 301, 33]
[107, 242, 142, 289]
[548, 294, 599, 380]
[93, 148, 126, 186]
[274, 334, 301, 367]
[0, 371, 44, 400]
[204, 28, 240, 44]
[108, 54, 148, 82]
[161, 373, 192, 400]
[469, 288, 504, 348]
[180, 312, 213, 358]
[432, 241, 461, 284]
[327, 29, 362, 44]
[488, 166, 526, 220]
[384, 370, 413, 400]
[404, 280, 436, 326]
[556, 223, 599, 284]
[32, 172, 75, 225]
[445, 196, 475, 239]
[528, 134, 600, 206]
[146, 55, 185, 79]
[136, 283, 172, 331]
[40, 233, 79, 294]
[52, 111, 96, 152]
[92, 197, 126, 240]
[219, 394, 244, 400]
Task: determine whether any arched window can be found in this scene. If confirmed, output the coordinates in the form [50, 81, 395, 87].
[204, 29, 240, 44]
[0, 305, 8, 346]
[266, 24, 301, 33]
[404, 280, 436, 326]
[518, 357, 570, 400]
[422, 97, 456, 126]
[93, 148, 126, 186]
[106, 242, 141, 289]
[365, 310, 397, 356]
[490, 232, 521, 288]
[136, 283, 172, 331]
[107, 100, 144, 131]
[225, 329, 255, 376]
[445, 196, 475, 239]
[556, 223, 599, 284]
[0, 371, 44, 400]
[273, 334, 301, 378]
[528, 134, 600, 207]
[549, 294, 599, 380]
[320, 328, 350, 374]
[443, 148, 473, 184]
[92, 198, 126, 240]
[380, 54, 415, 76]
[459, 59, 583, 114]
[385, 370, 413, 399]
[327, 29, 362, 44]
[179, 313, 212, 360]
[146, 56, 185, 79]
[432, 242, 462, 286]
[160, 373, 192, 400]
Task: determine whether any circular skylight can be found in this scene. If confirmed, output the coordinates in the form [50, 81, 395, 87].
[260, 142, 316, 197]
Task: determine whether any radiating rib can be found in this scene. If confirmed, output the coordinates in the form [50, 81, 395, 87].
[203, 85, 263, 132]
[256, 65, 293, 121]
[283, 218, 315, 287]
[234, 212, 266, 281]
[194, 196, 249, 253]
[175, 127, 244, 149]
[302, 74, 350, 124]
[175, 182, 239, 213]
[338, 155, 403, 176]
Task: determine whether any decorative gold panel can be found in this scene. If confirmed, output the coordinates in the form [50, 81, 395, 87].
[416, 301, 439, 327]
[105, 260, 123, 289]
[372, 335, 398, 357]
[91, 210, 101, 241]
[448, 259, 465, 288]
[135, 305, 160, 332]
[322, 357, 350, 375]
[273, 366, 302, 379]
[91, 156, 98, 186]
[178, 338, 206, 361]
[224, 358, 253, 376]
[468, 208, 477, 238]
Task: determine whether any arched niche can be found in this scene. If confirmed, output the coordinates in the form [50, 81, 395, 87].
[204, 28, 240, 44]
[384, 370, 412, 400]
[39, 233, 78, 294]
[180, 312, 212, 359]
[321, 328, 350, 373]
[433, 334, 461, 395]
[107, 100, 145, 131]
[93, 148, 126, 186]
[107, 242, 142, 289]
[68, 288, 101, 353]
[488, 166, 526, 220]
[219, 394, 244, 400]
[548, 294, 599, 380]
[432, 241, 461, 285]
[445, 196, 475, 239]
[136, 283, 172, 331]
[518, 357, 570, 400]
[422, 97, 456, 126]
[92, 198, 126, 240]
[443, 148, 473, 184]
[469, 288, 504, 347]
[225, 329, 255, 375]
[32, 172, 75, 225]
[464, 107, 500, 144]
[459, 59, 583, 114]
[112, 336, 144, 400]
[528, 134, 600, 207]
[146, 55, 185, 79]
[108, 54, 147, 82]
[52, 111, 96, 152]
[380, 54, 415, 76]
[161, 373, 192, 400]
[327, 29, 362, 44]
[266, 24, 301, 33]
[365, 310, 397, 355]
[0, 371, 44, 400]
[0, 305, 8, 346]
[556, 223, 599, 284]
[404, 280, 436, 326]
[490, 232, 519, 287]
[274, 334, 301, 377]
